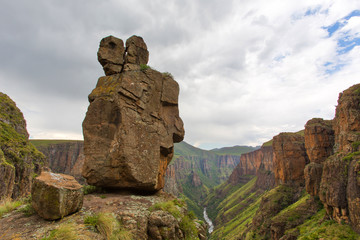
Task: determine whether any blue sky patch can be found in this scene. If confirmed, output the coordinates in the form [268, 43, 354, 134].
[322, 10, 360, 75]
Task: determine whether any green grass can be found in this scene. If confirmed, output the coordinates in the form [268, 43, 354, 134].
[30, 139, 83, 148]
[297, 209, 360, 240]
[0, 199, 23, 217]
[84, 212, 132, 240]
[18, 203, 36, 217]
[149, 199, 184, 219]
[140, 64, 150, 71]
[210, 145, 258, 156]
[41, 222, 79, 240]
[83, 185, 98, 195]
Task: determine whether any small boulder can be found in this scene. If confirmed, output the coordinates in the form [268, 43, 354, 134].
[31, 171, 83, 220]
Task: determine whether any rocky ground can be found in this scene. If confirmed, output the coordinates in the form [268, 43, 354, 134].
[0, 190, 206, 240]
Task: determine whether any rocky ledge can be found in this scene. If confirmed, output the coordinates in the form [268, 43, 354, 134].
[0, 191, 206, 240]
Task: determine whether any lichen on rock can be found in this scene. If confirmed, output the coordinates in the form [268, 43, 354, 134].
[31, 171, 83, 220]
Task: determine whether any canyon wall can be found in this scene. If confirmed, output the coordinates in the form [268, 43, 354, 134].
[0, 92, 46, 200]
[227, 145, 273, 185]
[31, 140, 85, 183]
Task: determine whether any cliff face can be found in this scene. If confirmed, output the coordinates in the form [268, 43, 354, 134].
[0, 92, 46, 200]
[318, 84, 360, 231]
[31, 140, 85, 183]
[227, 145, 273, 185]
[272, 132, 309, 186]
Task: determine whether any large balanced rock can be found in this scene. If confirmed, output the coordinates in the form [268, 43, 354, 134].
[32, 171, 83, 220]
[82, 35, 184, 191]
[272, 132, 309, 186]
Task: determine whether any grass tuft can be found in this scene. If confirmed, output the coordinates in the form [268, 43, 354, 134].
[84, 212, 132, 240]
[41, 222, 79, 240]
[0, 199, 23, 217]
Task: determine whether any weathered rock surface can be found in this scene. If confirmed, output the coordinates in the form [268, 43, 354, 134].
[273, 132, 309, 186]
[125, 35, 149, 65]
[189, 171, 202, 187]
[228, 145, 273, 185]
[304, 118, 334, 163]
[98, 36, 125, 76]
[347, 156, 360, 232]
[82, 35, 184, 191]
[148, 210, 183, 239]
[334, 84, 360, 153]
[0, 149, 15, 199]
[32, 171, 83, 220]
[0, 190, 205, 240]
[304, 162, 323, 196]
[0, 92, 46, 200]
[318, 84, 360, 229]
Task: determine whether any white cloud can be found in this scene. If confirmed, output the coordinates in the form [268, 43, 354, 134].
[1, 0, 360, 149]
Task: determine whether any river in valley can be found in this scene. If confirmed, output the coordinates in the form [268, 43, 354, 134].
[203, 207, 214, 233]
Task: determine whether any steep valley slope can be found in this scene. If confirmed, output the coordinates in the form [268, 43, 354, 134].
[31, 139, 257, 219]
[204, 84, 360, 239]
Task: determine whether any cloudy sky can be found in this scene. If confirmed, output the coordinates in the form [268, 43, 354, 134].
[1, 0, 360, 149]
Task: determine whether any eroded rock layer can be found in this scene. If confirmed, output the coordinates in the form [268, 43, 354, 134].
[272, 132, 309, 186]
[82, 35, 184, 191]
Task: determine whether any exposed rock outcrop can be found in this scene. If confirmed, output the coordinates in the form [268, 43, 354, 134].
[228, 145, 273, 185]
[304, 118, 334, 164]
[273, 132, 309, 186]
[318, 84, 360, 230]
[0, 92, 46, 200]
[304, 162, 323, 196]
[82, 35, 184, 191]
[31, 171, 83, 220]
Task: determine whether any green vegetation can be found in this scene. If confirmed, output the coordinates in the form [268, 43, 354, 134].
[0, 199, 23, 217]
[149, 199, 185, 219]
[84, 212, 133, 240]
[352, 141, 360, 151]
[149, 199, 199, 240]
[170, 141, 256, 220]
[41, 222, 79, 240]
[210, 145, 259, 156]
[162, 72, 174, 78]
[343, 151, 360, 162]
[18, 203, 36, 217]
[140, 64, 150, 71]
[206, 177, 265, 240]
[30, 139, 82, 148]
[297, 209, 360, 240]
[83, 185, 98, 195]
[262, 139, 273, 147]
